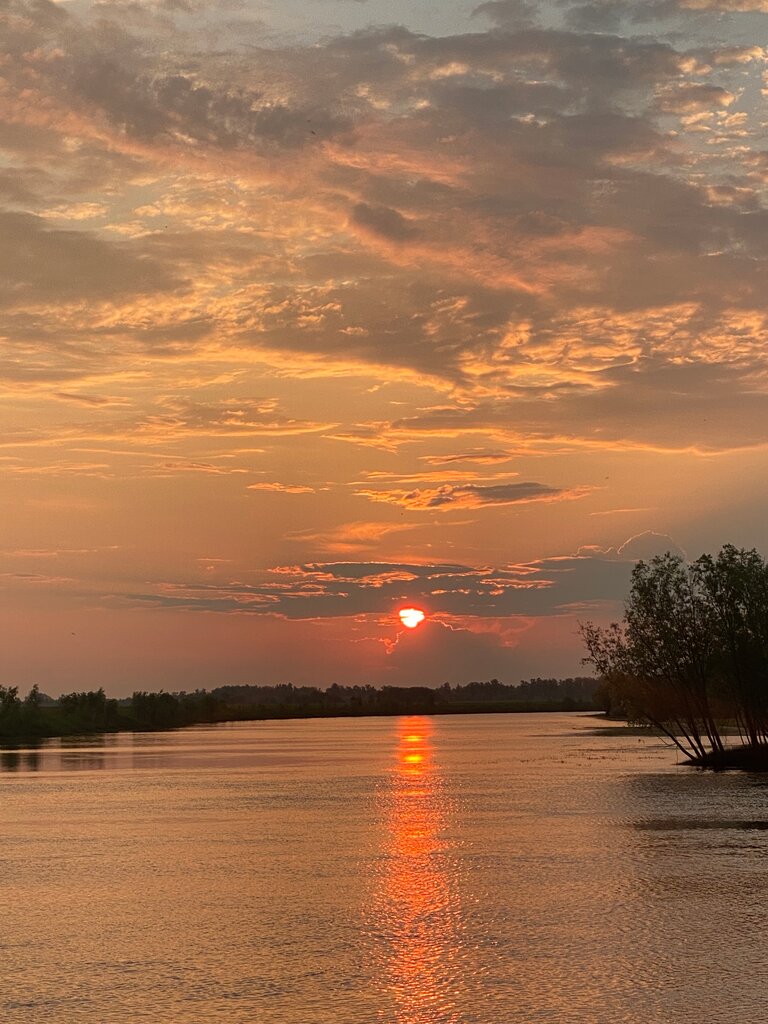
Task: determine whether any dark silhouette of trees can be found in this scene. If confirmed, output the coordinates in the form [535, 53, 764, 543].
[131, 691, 183, 730]
[0, 674, 601, 743]
[59, 688, 121, 732]
[0, 686, 22, 737]
[581, 545, 768, 764]
[697, 545, 768, 748]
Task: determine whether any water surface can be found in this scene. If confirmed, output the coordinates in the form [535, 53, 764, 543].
[1, 713, 767, 1023]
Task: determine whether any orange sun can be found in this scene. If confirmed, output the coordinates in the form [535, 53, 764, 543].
[398, 607, 426, 629]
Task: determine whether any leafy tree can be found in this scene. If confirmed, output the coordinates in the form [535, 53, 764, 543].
[581, 546, 768, 762]
[0, 686, 22, 736]
[695, 545, 768, 746]
[58, 688, 120, 732]
[132, 691, 174, 729]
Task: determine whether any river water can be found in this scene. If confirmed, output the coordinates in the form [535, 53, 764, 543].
[1, 712, 767, 1023]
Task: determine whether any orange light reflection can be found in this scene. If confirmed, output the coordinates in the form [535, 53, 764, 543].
[373, 716, 462, 1024]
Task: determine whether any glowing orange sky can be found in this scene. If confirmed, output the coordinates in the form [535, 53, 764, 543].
[1, 0, 768, 693]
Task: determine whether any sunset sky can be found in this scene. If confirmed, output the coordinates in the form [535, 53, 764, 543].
[2, 0, 768, 694]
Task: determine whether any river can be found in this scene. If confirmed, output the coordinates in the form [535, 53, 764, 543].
[1, 712, 767, 1022]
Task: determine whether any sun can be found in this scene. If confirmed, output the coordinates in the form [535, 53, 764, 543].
[398, 607, 426, 629]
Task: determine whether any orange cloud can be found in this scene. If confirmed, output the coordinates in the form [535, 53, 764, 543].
[286, 520, 425, 553]
[247, 482, 316, 494]
[358, 482, 588, 510]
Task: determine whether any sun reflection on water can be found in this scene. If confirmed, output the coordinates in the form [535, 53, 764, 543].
[371, 716, 463, 1024]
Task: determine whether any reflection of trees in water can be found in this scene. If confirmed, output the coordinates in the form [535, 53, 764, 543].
[0, 747, 40, 772]
[370, 716, 464, 1024]
[60, 751, 107, 771]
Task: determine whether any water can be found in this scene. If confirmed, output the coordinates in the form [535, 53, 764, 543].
[1, 712, 767, 1023]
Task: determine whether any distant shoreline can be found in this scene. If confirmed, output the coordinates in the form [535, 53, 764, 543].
[0, 700, 600, 745]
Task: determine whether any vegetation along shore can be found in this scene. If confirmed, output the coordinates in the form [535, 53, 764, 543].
[0, 677, 600, 742]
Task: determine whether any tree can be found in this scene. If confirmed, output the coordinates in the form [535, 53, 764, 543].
[58, 688, 120, 732]
[581, 546, 768, 763]
[0, 686, 22, 737]
[695, 545, 768, 745]
[131, 691, 183, 729]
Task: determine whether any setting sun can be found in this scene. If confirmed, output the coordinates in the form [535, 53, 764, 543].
[398, 608, 426, 630]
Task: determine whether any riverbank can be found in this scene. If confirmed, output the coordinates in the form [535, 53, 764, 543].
[688, 744, 768, 771]
[586, 716, 768, 770]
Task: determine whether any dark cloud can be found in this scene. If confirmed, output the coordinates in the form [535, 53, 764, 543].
[0, 211, 180, 306]
[0, 0, 349, 156]
[350, 203, 418, 241]
[561, 0, 768, 23]
[71, 60, 349, 149]
[563, 2, 629, 31]
[109, 546, 650, 619]
[472, 0, 540, 28]
[384, 359, 768, 452]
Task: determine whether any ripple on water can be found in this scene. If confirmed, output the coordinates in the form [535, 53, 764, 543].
[2, 714, 768, 1023]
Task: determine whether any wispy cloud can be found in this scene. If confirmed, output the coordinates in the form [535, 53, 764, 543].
[247, 482, 316, 494]
[285, 520, 425, 553]
[357, 482, 588, 510]
[99, 538, 676, 619]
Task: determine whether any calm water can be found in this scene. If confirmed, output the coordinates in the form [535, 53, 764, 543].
[2, 712, 768, 1023]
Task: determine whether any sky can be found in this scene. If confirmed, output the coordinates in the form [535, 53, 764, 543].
[1, 0, 768, 694]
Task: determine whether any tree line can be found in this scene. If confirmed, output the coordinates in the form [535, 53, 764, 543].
[0, 687, 225, 739]
[209, 677, 599, 716]
[581, 544, 768, 766]
[0, 676, 602, 740]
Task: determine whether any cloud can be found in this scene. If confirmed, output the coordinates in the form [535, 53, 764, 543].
[385, 360, 768, 452]
[0, 211, 180, 307]
[679, 0, 768, 9]
[53, 393, 126, 407]
[2, 0, 767, 455]
[285, 520, 425, 553]
[561, 0, 768, 22]
[589, 507, 655, 516]
[576, 530, 687, 560]
[70, 62, 349, 151]
[101, 541, 659, 620]
[149, 460, 249, 476]
[350, 202, 418, 241]
[473, 0, 540, 28]
[0, 545, 120, 558]
[247, 482, 316, 493]
[421, 450, 517, 465]
[617, 530, 687, 561]
[357, 481, 585, 509]
[0, 460, 114, 478]
[0, 398, 335, 449]
[655, 84, 736, 114]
